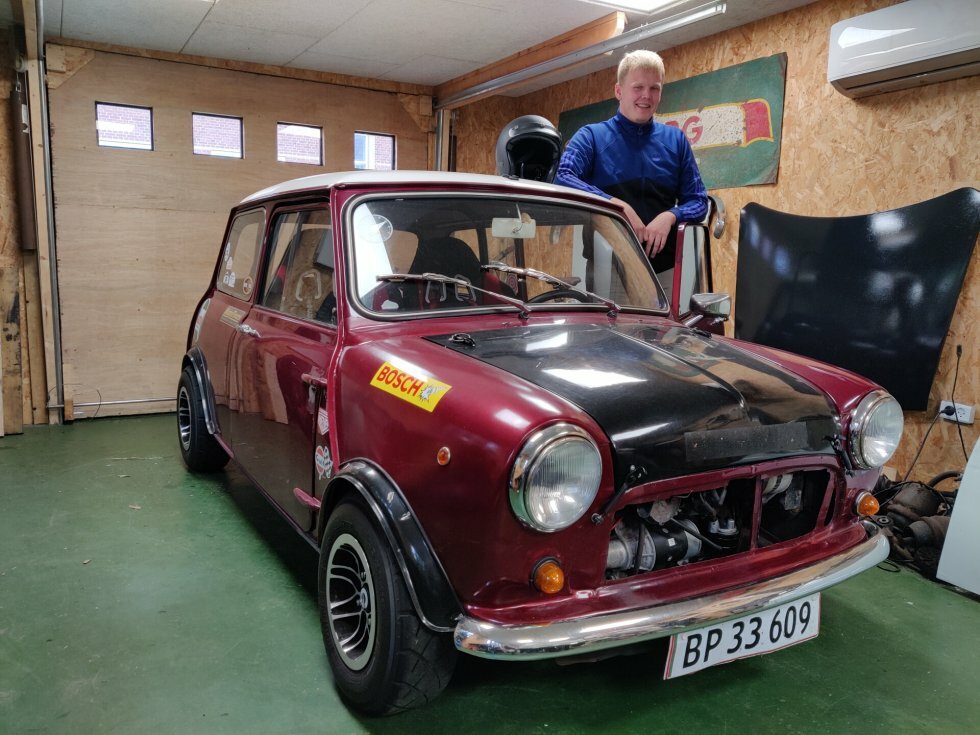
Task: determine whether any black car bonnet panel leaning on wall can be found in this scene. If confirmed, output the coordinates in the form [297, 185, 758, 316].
[429, 323, 839, 484]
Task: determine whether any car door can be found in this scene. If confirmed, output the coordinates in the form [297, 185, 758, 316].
[227, 205, 338, 532]
[670, 210, 727, 335]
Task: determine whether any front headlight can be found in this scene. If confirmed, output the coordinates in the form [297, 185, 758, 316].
[849, 391, 904, 469]
[509, 423, 602, 532]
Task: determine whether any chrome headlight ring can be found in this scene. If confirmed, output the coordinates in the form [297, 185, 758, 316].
[509, 423, 602, 533]
[848, 390, 904, 470]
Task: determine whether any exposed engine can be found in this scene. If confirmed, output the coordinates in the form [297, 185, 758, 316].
[606, 471, 829, 578]
[872, 472, 958, 579]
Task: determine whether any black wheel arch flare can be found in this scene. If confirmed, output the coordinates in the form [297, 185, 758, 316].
[318, 459, 461, 633]
[182, 347, 219, 436]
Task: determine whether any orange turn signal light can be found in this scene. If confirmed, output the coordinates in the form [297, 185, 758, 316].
[532, 559, 565, 594]
[855, 491, 880, 517]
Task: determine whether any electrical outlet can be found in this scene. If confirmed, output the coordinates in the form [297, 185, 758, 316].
[939, 400, 975, 425]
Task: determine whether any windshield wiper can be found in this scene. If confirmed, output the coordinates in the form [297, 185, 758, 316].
[481, 263, 621, 316]
[376, 273, 530, 318]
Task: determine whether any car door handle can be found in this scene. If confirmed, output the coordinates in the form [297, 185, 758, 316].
[301, 372, 328, 389]
[236, 323, 261, 337]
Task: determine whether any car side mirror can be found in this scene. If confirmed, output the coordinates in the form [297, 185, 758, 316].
[691, 293, 731, 320]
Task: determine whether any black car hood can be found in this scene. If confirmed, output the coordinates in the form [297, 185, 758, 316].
[428, 322, 839, 484]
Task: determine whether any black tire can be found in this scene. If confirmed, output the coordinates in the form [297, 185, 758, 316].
[318, 500, 456, 715]
[176, 367, 229, 472]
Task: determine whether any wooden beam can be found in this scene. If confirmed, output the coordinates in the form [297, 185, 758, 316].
[18, 260, 44, 425]
[435, 12, 625, 107]
[47, 37, 435, 98]
[398, 93, 436, 134]
[0, 266, 24, 435]
[0, 281, 4, 435]
[22, 0, 59, 424]
[44, 44, 96, 90]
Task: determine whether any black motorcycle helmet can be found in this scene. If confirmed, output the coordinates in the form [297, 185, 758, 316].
[495, 115, 562, 183]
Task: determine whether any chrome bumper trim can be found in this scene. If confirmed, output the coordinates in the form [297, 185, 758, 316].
[455, 532, 889, 660]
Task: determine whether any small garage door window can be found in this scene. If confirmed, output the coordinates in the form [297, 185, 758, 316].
[95, 102, 153, 150]
[277, 123, 323, 165]
[354, 131, 395, 170]
[193, 113, 244, 158]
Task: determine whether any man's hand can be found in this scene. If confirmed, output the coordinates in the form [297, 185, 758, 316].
[611, 199, 676, 257]
[611, 197, 646, 237]
[641, 211, 676, 257]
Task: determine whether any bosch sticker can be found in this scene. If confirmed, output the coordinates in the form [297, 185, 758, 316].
[370, 361, 451, 412]
[315, 445, 333, 479]
[317, 408, 329, 435]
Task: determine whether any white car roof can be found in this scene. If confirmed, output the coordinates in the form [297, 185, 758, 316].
[240, 170, 609, 205]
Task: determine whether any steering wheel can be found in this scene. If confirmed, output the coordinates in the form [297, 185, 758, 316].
[526, 288, 591, 304]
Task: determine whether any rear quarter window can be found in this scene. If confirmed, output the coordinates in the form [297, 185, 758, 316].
[216, 209, 266, 301]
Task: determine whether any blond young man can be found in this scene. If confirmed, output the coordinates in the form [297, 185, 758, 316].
[556, 50, 708, 289]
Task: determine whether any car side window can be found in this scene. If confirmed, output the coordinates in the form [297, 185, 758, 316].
[216, 209, 266, 301]
[260, 208, 336, 324]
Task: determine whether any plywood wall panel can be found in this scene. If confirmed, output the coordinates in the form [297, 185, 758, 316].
[48, 47, 432, 419]
[454, 0, 979, 482]
[452, 95, 520, 176]
[55, 205, 226, 416]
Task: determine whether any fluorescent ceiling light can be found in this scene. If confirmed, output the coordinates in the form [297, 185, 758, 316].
[578, 0, 683, 13]
[436, 1, 727, 108]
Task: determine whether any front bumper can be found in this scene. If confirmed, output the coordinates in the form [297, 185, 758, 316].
[454, 530, 888, 660]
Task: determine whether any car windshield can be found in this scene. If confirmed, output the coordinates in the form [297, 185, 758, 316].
[348, 195, 667, 315]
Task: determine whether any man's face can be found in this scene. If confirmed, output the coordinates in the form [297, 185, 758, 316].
[615, 68, 663, 125]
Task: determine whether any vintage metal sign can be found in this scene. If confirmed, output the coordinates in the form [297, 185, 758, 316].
[558, 53, 787, 189]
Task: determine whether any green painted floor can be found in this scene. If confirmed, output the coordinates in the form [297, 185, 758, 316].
[2, 415, 979, 734]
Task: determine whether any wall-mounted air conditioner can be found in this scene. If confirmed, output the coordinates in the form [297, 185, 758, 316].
[827, 0, 980, 98]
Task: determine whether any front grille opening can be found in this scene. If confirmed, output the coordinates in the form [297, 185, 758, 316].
[606, 480, 754, 580]
[605, 470, 832, 579]
[758, 470, 830, 547]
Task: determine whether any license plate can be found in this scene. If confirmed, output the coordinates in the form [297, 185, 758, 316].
[664, 593, 821, 679]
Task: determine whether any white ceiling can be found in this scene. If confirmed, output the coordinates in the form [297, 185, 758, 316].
[6, 0, 814, 91]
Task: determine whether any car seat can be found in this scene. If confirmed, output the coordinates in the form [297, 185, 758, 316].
[409, 236, 484, 307]
[367, 236, 514, 311]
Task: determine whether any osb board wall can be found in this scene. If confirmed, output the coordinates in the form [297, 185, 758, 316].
[47, 47, 431, 418]
[454, 0, 979, 483]
[453, 95, 520, 175]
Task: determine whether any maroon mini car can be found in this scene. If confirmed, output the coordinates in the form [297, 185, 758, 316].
[177, 170, 902, 714]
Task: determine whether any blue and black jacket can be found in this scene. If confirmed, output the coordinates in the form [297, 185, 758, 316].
[556, 111, 708, 270]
